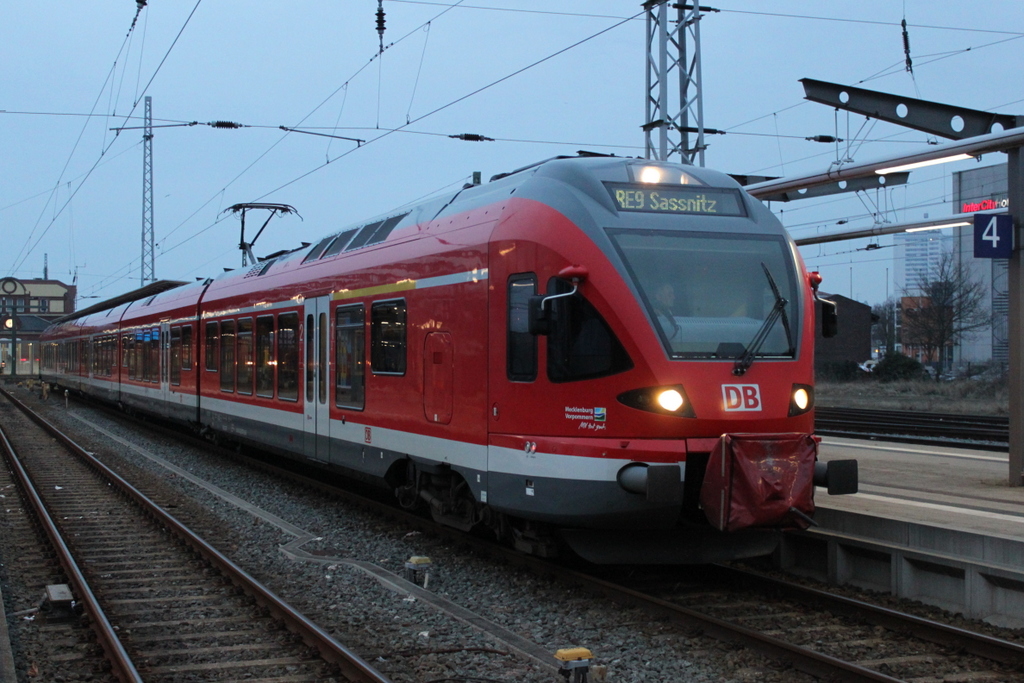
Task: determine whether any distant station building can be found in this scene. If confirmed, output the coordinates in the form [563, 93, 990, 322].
[0, 277, 77, 376]
[951, 162, 1009, 369]
[815, 294, 874, 377]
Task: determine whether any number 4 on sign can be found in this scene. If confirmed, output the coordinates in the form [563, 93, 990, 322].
[982, 216, 1000, 248]
[974, 213, 1013, 259]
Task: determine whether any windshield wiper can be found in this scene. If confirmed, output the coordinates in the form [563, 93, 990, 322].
[733, 263, 794, 376]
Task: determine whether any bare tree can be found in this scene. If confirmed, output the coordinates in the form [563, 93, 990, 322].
[871, 296, 899, 357]
[900, 251, 990, 373]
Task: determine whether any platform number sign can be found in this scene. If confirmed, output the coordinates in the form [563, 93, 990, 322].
[974, 214, 1013, 259]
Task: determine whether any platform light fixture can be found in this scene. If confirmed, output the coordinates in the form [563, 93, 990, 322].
[905, 221, 971, 233]
[875, 153, 974, 175]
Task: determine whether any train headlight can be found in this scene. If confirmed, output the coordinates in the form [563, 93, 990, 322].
[639, 166, 663, 184]
[618, 384, 695, 418]
[788, 384, 814, 416]
[657, 389, 684, 412]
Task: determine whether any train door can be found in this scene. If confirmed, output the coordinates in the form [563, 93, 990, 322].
[423, 332, 453, 424]
[303, 297, 331, 462]
[159, 321, 171, 402]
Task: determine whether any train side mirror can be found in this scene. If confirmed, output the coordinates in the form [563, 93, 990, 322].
[820, 299, 838, 338]
[528, 296, 551, 335]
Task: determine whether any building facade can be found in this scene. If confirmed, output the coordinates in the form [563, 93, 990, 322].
[952, 163, 1008, 368]
[0, 277, 77, 376]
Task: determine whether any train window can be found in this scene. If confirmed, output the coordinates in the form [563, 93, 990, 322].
[277, 313, 299, 401]
[255, 316, 275, 398]
[335, 305, 365, 410]
[306, 314, 315, 402]
[320, 228, 358, 259]
[149, 327, 160, 383]
[346, 221, 383, 252]
[370, 300, 406, 375]
[181, 325, 193, 370]
[237, 317, 254, 395]
[220, 319, 236, 392]
[170, 327, 182, 385]
[122, 334, 130, 367]
[546, 279, 632, 383]
[507, 274, 537, 382]
[302, 235, 335, 263]
[365, 213, 408, 246]
[205, 322, 219, 372]
[608, 230, 799, 360]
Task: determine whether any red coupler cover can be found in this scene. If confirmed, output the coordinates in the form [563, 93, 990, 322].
[700, 433, 817, 532]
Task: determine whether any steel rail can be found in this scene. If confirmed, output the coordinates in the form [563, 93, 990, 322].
[0, 402, 143, 683]
[816, 406, 1009, 448]
[715, 565, 1024, 669]
[1, 387, 393, 683]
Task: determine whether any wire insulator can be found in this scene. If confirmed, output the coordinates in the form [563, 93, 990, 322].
[209, 121, 242, 129]
[806, 135, 841, 143]
[902, 18, 913, 74]
[449, 133, 495, 142]
[376, 1, 386, 53]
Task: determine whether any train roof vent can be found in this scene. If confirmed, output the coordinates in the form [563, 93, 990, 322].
[243, 258, 278, 278]
[320, 228, 359, 259]
[302, 235, 336, 263]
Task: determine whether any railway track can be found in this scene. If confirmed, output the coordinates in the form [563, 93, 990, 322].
[17, 388, 1024, 682]
[815, 407, 1009, 449]
[600, 563, 1024, 682]
[0, 387, 391, 683]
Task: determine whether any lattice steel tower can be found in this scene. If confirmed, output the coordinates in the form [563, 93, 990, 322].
[141, 95, 155, 285]
[644, 2, 710, 166]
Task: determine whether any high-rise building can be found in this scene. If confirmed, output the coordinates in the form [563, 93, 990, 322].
[952, 163, 1008, 367]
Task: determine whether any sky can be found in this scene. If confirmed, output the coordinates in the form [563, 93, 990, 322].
[2, 1, 1023, 309]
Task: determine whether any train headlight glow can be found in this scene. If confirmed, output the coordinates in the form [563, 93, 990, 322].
[657, 389, 684, 412]
[788, 384, 814, 416]
[793, 388, 809, 411]
[639, 166, 663, 184]
[617, 384, 695, 418]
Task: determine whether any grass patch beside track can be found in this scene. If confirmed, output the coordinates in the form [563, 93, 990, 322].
[816, 378, 1009, 416]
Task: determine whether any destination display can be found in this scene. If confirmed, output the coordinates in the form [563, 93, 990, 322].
[605, 183, 747, 216]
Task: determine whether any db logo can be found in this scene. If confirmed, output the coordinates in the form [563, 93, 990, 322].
[722, 384, 762, 412]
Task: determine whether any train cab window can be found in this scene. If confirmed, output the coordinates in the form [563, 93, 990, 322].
[205, 322, 219, 372]
[237, 317, 254, 395]
[170, 327, 182, 385]
[255, 315, 275, 398]
[277, 313, 299, 401]
[507, 274, 537, 381]
[181, 325, 193, 370]
[546, 279, 632, 383]
[370, 300, 406, 375]
[220, 319, 236, 392]
[335, 305, 365, 410]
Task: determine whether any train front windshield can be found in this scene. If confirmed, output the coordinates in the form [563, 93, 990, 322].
[609, 230, 801, 360]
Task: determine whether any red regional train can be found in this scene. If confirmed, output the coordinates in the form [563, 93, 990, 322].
[40, 154, 857, 564]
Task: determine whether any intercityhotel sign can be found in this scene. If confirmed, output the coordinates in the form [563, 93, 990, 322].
[963, 197, 1009, 213]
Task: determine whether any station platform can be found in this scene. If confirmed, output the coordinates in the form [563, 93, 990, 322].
[781, 436, 1024, 627]
[818, 435, 1024, 541]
